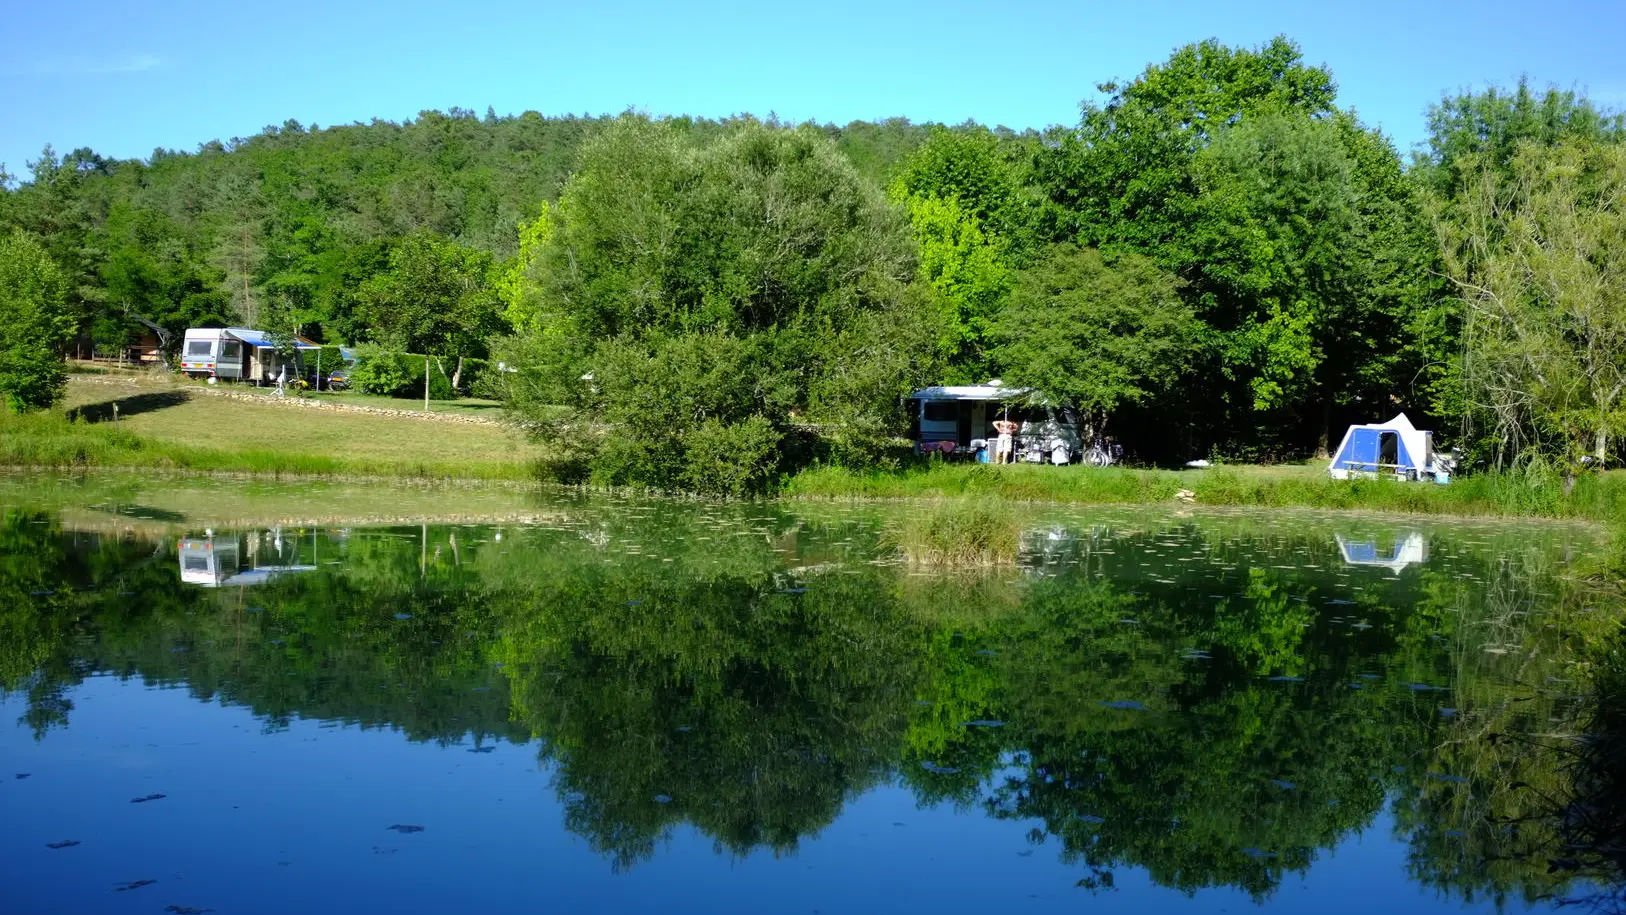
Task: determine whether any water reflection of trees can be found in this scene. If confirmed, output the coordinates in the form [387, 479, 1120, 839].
[1554, 640, 1626, 913]
[0, 507, 1613, 904]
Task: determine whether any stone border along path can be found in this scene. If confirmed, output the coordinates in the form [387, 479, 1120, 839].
[75, 375, 507, 427]
[197, 388, 506, 426]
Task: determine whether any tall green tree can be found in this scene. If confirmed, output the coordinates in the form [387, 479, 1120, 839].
[504, 116, 937, 492]
[1033, 39, 1435, 457]
[1412, 82, 1624, 450]
[98, 203, 231, 342]
[355, 231, 507, 360]
[893, 126, 1028, 242]
[493, 203, 553, 331]
[897, 193, 1008, 381]
[1439, 139, 1626, 470]
[7, 147, 111, 345]
[0, 231, 74, 412]
[889, 126, 1035, 381]
[1190, 112, 1361, 415]
[993, 245, 1202, 435]
[1415, 79, 1625, 196]
[1189, 110, 1431, 448]
[1035, 36, 1337, 256]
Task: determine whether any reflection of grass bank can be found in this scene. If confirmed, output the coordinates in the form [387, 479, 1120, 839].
[0, 470, 561, 534]
[788, 463, 1626, 521]
[889, 500, 1020, 566]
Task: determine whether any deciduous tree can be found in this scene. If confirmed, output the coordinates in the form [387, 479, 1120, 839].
[994, 245, 1202, 435]
[1440, 140, 1626, 471]
[0, 231, 75, 412]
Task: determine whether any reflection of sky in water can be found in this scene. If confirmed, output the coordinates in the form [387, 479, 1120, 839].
[1, 678, 1529, 915]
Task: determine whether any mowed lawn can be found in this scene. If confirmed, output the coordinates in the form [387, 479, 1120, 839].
[55, 373, 543, 477]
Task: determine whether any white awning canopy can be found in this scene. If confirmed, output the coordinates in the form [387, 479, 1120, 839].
[909, 381, 1032, 403]
[223, 327, 323, 351]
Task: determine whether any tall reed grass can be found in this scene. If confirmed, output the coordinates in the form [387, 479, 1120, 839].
[889, 500, 1021, 566]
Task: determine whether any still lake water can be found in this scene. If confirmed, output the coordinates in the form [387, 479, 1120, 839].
[0, 475, 1615, 913]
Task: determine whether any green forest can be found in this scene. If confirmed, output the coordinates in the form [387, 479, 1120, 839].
[2, 36, 1623, 491]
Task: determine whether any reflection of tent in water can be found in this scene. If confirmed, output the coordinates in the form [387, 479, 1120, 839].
[178, 529, 320, 587]
[1335, 532, 1428, 574]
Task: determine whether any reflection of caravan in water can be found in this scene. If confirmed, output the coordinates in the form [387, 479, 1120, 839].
[1335, 532, 1427, 574]
[177, 529, 319, 587]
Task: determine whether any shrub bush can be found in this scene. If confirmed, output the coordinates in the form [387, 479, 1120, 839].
[349, 348, 455, 400]
[682, 416, 783, 497]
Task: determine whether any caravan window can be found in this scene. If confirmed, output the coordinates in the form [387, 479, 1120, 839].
[222, 342, 241, 358]
[922, 402, 957, 423]
[185, 340, 213, 356]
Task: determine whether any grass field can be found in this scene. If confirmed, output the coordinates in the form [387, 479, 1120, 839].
[216, 383, 510, 419]
[0, 374, 543, 480]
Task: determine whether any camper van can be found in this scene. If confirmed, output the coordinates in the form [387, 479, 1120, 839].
[908, 382, 1088, 464]
[179, 328, 245, 379]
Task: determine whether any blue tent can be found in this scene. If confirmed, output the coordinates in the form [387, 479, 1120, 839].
[1328, 413, 1439, 481]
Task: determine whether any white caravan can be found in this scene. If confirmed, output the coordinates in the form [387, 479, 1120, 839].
[179, 327, 320, 383]
[179, 328, 246, 379]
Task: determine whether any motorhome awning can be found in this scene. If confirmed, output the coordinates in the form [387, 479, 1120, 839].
[224, 328, 322, 350]
[910, 383, 1032, 402]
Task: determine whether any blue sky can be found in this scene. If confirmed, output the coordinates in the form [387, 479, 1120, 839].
[4, 0, 1624, 180]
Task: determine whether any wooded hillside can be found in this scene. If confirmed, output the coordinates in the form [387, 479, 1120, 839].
[3, 36, 1622, 488]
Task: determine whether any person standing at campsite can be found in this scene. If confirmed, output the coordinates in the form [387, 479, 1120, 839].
[993, 418, 1017, 464]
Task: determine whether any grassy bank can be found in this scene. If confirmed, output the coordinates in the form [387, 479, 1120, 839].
[786, 461, 1626, 521]
[13, 375, 1626, 521]
[0, 376, 543, 481]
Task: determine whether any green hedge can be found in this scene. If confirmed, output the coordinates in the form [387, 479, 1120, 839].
[349, 349, 456, 400]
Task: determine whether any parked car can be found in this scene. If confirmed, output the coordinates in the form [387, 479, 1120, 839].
[322, 348, 358, 391]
